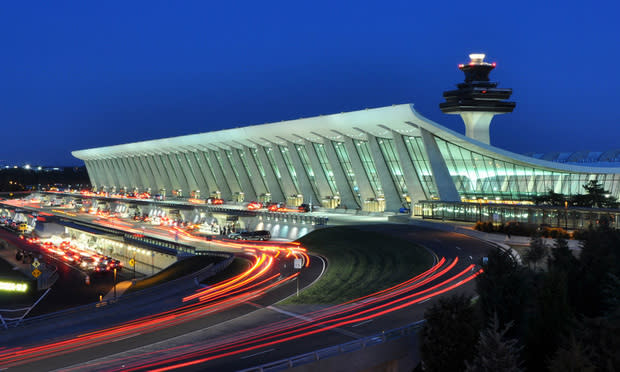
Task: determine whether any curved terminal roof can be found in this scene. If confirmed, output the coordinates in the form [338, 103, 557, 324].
[73, 104, 620, 175]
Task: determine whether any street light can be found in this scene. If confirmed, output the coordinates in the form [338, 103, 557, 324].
[113, 267, 117, 300]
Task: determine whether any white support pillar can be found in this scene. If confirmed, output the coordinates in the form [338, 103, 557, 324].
[342, 137, 375, 201]
[391, 133, 427, 204]
[213, 149, 241, 194]
[303, 140, 335, 201]
[420, 129, 461, 201]
[285, 142, 319, 204]
[196, 149, 221, 196]
[230, 148, 257, 201]
[366, 134, 402, 212]
[257, 144, 291, 202]
[320, 139, 359, 209]
[244, 146, 279, 201]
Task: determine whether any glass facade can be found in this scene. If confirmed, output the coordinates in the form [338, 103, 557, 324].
[377, 138, 408, 201]
[250, 148, 270, 193]
[224, 150, 242, 188]
[353, 140, 382, 197]
[295, 145, 321, 199]
[403, 136, 437, 199]
[434, 136, 620, 202]
[421, 200, 620, 230]
[312, 142, 339, 195]
[278, 146, 300, 194]
[332, 142, 361, 201]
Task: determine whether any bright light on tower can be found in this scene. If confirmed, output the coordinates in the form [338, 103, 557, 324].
[469, 53, 486, 64]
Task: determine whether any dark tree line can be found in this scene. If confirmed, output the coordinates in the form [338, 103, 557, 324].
[534, 180, 619, 209]
[420, 221, 620, 371]
[0, 166, 89, 192]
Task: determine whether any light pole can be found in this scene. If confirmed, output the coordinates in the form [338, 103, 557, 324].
[564, 200, 568, 230]
[113, 267, 117, 300]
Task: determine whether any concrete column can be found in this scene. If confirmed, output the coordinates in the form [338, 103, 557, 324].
[170, 153, 193, 195]
[93, 159, 113, 189]
[420, 129, 460, 201]
[151, 154, 176, 194]
[144, 154, 168, 193]
[196, 150, 220, 196]
[321, 140, 359, 209]
[125, 156, 148, 191]
[342, 137, 375, 201]
[257, 144, 291, 202]
[366, 134, 402, 212]
[304, 140, 335, 200]
[285, 142, 319, 204]
[136, 155, 159, 192]
[175, 151, 200, 194]
[244, 146, 277, 200]
[119, 157, 141, 190]
[159, 153, 183, 191]
[85, 160, 103, 188]
[102, 158, 121, 190]
[83, 160, 98, 188]
[230, 148, 257, 201]
[186, 151, 211, 197]
[212, 150, 240, 195]
[391, 133, 427, 204]
[107, 158, 128, 189]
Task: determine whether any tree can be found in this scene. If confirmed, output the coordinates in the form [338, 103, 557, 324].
[548, 336, 596, 372]
[420, 294, 480, 372]
[523, 234, 547, 269]
[576, 180, 619, 208]
[523, 270, 573, 370]
[476, 248, 530, 338]
[465, 314, 523, 372]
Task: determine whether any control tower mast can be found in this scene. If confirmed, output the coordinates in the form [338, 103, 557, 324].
[440, 53, 515, 145]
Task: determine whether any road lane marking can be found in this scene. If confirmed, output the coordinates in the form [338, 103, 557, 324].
[455, 246, 461, 250]
[352, 319, 373, 328]
[240, 348, 275, 359]
[418, 299, 430, 304]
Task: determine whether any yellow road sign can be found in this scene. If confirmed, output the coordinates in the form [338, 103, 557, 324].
[32, 268, 42, 278]
[32, 258, 41, 269]
[129, 258, 135, 267]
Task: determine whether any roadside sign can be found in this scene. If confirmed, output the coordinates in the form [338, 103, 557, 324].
[32, 268, 42, 278]
[32, 258, 41, 269]
[293, 258, 303, 269]
[129, 258, 135, 267]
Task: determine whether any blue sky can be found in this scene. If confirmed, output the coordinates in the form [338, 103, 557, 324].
[1, 1, 618, 165]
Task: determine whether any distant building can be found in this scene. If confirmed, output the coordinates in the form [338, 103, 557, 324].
[73, 55, 620, 212]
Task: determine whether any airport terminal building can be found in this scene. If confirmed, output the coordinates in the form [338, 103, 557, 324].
[72, 55, 620, 216]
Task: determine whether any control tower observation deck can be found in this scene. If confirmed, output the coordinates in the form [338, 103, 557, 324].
[440, 53, 515, 145]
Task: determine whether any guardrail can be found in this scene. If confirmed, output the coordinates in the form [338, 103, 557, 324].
[238, 320, 426, 372]
[1, 251, 234, 330]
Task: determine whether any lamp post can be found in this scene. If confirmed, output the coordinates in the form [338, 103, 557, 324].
[113, 267, 117, 300]
[564, 200, 568, 230]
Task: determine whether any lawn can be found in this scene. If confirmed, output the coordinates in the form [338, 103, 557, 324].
[283, 226, 434, 304]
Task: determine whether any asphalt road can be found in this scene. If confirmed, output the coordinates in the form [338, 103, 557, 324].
[1, 199, 498, 371]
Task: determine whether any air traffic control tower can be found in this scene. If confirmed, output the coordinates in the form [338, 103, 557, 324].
[440, 53, 515, 145]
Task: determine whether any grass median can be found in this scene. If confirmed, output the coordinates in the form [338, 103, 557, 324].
[283, 226, 434, 305]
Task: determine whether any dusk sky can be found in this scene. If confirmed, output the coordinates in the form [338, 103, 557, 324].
[1, 1, 618, 166]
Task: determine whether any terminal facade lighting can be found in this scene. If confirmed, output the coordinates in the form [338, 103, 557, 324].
[439, 53, 515, 145]
[73, 55, 619, 211]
